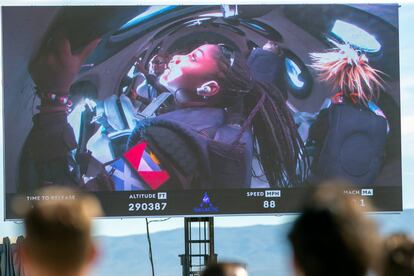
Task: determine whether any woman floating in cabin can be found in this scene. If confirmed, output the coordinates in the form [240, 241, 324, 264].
[20, 36, 308, 191]
[308, 40, 389, 185]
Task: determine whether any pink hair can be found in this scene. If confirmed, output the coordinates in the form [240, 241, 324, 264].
[310, 40, 385, 106]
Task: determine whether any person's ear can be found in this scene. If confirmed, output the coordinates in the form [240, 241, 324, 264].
[87, 243, 99, 266]
[196, 80, 220, 97]
[20, 244, 29, 266]
[20, 243, 35, 272]
[292, 255, 304, 276]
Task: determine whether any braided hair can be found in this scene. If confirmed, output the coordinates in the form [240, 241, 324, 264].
[211, 44, 309, 187]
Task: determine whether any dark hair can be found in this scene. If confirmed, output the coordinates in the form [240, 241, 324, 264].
[382, 233, 414, 276]
[202, 264, 226, 276]
[213, 44, 308, 187]
[288, 182, 379, 276]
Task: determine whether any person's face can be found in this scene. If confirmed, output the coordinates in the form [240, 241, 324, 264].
[159, 44, 220, 105]
[148, 55, 168, 76]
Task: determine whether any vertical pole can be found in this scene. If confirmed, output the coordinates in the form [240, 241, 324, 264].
[209, 217, 215, 264]
[181, 218, 190, 276]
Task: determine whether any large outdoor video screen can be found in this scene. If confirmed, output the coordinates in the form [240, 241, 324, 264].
[3, 4, 402, 218]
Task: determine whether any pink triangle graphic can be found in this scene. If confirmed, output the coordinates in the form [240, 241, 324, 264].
[138, 171, 170, 190]
[123, 141, 147, 170]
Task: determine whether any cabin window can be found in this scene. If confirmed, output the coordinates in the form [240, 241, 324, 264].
[331, 20, 381, 53]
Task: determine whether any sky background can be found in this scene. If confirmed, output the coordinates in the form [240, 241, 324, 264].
[0, 0, 413, 237]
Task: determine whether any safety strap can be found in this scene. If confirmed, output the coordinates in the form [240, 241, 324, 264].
[231, 91, 266, 145]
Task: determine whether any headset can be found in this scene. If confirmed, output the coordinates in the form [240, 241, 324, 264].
[196, 86, 212, 96]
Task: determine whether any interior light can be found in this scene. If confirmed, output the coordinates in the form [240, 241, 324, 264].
[199, 12, 223, 17]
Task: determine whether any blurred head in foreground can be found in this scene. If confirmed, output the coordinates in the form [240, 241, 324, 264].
[201, 262, 248, 276]
[381, 233, 414, 276]
[288, 182, 379, 276]
[20, 187, 102, 276]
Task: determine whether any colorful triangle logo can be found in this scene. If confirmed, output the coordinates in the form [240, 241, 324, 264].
[123, 141, 170, 190]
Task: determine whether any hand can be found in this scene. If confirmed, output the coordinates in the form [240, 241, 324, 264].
[84, 172, 115, 191]
[262, 40, 282, 55]
[135, 59, 147, 75]
[29, 33, 101, 96]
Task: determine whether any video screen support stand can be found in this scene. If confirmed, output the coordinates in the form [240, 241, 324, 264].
[180, 217, 217, 276]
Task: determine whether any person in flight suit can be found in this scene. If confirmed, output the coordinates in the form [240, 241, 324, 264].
[19, 34, 308, 191]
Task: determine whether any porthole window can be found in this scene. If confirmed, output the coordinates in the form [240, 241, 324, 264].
[283, 50, 312, 99]
[285, 58, 305, 89]
[331, 20, 381, 54]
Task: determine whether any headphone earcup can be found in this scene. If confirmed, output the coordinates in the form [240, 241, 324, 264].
[196, 86, 211, 96]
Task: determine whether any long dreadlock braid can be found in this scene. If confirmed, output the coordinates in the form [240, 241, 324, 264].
[212, 44, 309, 187]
